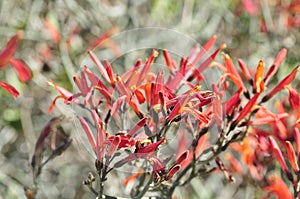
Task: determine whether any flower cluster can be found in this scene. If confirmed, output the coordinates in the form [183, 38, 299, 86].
[49, 34, 299, 198]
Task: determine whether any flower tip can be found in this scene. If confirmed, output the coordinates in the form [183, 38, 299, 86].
[220, 43, 226, 49]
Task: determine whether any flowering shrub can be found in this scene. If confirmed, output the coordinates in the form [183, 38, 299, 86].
[40, 32, 300, 198]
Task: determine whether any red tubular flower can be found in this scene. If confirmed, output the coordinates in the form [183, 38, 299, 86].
[79, 117, 96, 150]
[263, 175, 293, 199]
[136, 138, 166, 154]
[176, 150, 189, 165]
[233, 92, 260, 126]
[268, 136, 291, 179]
[106, 135, 121, 157]
[196, 43, 226, 74]
[43, 18, 61, 44]
[48, 80, 74, 113]
[190, 35, 217, 65]
[9, 58, 32, 82]
[163, 49, 175, 71]
[103, 59, 115, 86]
[136, 50, 158, 87]
[224, 89, 241, 116]
[286, 85, 300, 109]
[295, 128, 300, 158]
[166, 164, 181, 180]
[263, 65, 300, 102]
[285, 140, 299, 172]
[88, 50, 111, 84]
[88, 27, 117, 50]
[0, 32, 32, 98]
[0, 32, 22, 68]
[264, 48, 287, 85]
[238, 59, 252, 83]
[0, 80, 19, 98]
[223, 53, 246, 91]
[253, 60, 265, 93]
[128, 118, 148, 137]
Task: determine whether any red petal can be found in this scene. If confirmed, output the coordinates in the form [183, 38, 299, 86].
[285, 141, 299, 172]
[106, 135, 121, 157]
[234, 92, 260, 125]
[134, 89, 145, 104]
[88, 28, 116, 49]
[197, 43, 226, 73]
[0, 32, 22, 68]
[253, 60, 265, 93]
[128, 117, 148, 137]
[176, 150, 189, 165]
[223, 54, 246, 91]
[191, 35, 217, 65]
[286, 85, 300, 109]
[9, 58, 32, 82]
[43, 18, 61, 44]
[137, 138, 165, 154]
[137, 50, 158, 86]
[163, 49, 175, 71]
[269, 136, 289, 175]
[264, 48, 287, 85]
[48, 96, 64, 114]
[295, 128, 300, 157]
[166, 164, 181, 180]
[103, 59, 115, 86]
[263, 65, 300, 102]
[48, 80, 73, 99]
[242, 0, 258, 16]
[224, 89, 241, 115]
[263, 175, 293, 199]
[122, 59, 142, 82]
[88, 50, 111, 83]
[0, 80, 19, 98]
[238, 59, 252, 82]
[79, 117, 96, 150]
[91, 110, 106, 148]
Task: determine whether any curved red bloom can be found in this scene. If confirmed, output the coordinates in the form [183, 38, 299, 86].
[0, 80, 19, 98]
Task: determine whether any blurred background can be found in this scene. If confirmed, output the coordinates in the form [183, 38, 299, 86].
[0, 0, 299, 198]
